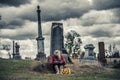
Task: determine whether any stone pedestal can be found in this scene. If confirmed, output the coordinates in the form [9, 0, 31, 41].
[36, 52, 46, 60]
[36, 37, 46, 59]
[14, 55, 21, 60]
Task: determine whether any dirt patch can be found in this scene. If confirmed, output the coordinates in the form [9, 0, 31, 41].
[31, 59, 119, 74]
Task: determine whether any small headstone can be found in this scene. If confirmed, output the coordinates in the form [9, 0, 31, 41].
[80, 44, 97, 64]
[13, 42, 21, 60]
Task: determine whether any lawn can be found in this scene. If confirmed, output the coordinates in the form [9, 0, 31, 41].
[0, 58, 120, 80]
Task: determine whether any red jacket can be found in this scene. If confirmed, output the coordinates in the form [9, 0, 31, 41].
[49, 55, 66, 65]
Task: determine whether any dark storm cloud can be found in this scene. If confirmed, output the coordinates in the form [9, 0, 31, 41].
[18, 0, 120, 22]
[90, 30, 112, 37]
[0, 21, 6, 29]
[0, 19, 25, 29]
[18, 0, 91, 22]
[8, 19, 25, 27]
[19, 6, 89, 22]
[42, 9, 88, 21]
[80, 8, 120, 27]
[14, 33, 37, 40]
[1, 0, 120, 40]
[19, 11, 37, 22]
[93, 0, 120, 10]
[1, 33, 37, 40]
[0, 0, 31, 7]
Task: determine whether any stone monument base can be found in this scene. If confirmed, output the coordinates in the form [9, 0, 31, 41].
[80, 56, 97, 64]
[36, 52, 46, 60]
[14, 55, 21, 60]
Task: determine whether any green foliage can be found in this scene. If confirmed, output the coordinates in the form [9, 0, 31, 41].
[72, 53, 78, 59]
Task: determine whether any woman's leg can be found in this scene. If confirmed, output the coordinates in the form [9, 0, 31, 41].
[54, 65, 60, 74]
[59, 65, 64, 74]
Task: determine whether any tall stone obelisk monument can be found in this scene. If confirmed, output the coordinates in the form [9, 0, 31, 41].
[36, 5, 46, 59]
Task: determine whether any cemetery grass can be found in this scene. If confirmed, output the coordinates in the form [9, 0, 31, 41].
[0, 58, 120, 80]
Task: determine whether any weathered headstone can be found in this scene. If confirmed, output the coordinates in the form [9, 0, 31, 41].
[98, 42, 105, 60]
[84, 44, 96, 59]
[50, 23, 64, 55]
[15, 43, 20, 54]
[13, 42, 21, 59]
[12, 41, 15, 58]
[80, 44, 97, 64]
[98, 42, 107, 65]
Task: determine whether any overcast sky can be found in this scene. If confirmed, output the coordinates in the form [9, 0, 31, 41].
[0, 0, 120, 59]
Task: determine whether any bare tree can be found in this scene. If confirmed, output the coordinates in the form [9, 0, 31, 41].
[2, 44, 11, 59]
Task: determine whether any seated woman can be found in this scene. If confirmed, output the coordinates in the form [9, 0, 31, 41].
[49, 50, 66, 74]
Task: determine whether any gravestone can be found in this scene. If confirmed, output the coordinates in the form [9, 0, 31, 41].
[98, 42, 106, 65]
[13, 42, 21, 59]
[50, 23, 64, 55]
[80, 44, 97, 64]
[84, 44, 96, 59]
[12, 41, 15, 59]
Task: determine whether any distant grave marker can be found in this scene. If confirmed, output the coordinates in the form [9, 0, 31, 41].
[12, 41, 21, 60]
[80, 44, 97, 64]
[98, 42, 107, 66]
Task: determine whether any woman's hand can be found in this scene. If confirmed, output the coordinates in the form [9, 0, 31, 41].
[54, 61, 59, 63]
